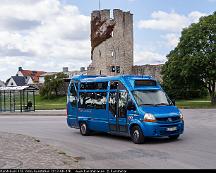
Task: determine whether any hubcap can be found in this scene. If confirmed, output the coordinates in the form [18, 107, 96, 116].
[133, 130, 139, 141]
[81, 124, 86, 134]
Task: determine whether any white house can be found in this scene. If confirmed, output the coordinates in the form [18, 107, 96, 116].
[0, 80, 5, 87]
[38, 67, 87, 84]
[6, 76, 26, 87]
[16, 67, 46, 84]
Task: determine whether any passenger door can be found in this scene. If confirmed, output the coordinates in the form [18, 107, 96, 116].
[68, 81, 79, 128]
[108, 81, 128, 133]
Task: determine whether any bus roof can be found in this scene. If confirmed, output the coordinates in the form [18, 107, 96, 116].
[70, 75, 160, 90]
[71, 75, 154, 82]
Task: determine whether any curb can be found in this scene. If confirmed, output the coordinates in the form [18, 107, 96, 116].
[0, 110, 66, 116]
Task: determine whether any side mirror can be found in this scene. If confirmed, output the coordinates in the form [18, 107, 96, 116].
[171, 99, 176, 106]
[127, 100, 136, 111]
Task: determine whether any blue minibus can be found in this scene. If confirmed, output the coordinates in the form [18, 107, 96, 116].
[67, 75, 184, 144]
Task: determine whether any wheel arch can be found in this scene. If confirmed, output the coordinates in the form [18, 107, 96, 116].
[129, 122, 144, 136]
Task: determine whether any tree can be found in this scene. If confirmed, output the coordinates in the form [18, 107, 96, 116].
[39, 72, 68, 99]
[162, 12, 216, 104]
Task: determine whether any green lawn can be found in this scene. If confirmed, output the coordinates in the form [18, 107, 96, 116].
[35, 95, 66, 110]
[35, 95, 216, 110]
[176, 97, 216, 109]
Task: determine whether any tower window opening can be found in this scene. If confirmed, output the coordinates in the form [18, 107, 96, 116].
[111, 51, 114, 57]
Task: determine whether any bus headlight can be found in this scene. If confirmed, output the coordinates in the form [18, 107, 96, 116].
[180, 113, 184, 120]
[144, 113, 156, 122]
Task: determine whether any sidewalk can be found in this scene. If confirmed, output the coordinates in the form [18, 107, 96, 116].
[0, 110, 66, 116]
[0, 132, 80, 169]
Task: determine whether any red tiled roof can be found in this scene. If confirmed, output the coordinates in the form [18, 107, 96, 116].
[20, 70, 46, 83]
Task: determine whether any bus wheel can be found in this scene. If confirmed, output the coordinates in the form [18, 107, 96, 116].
[131, 126, 145, 144]
[80, 122, 90, 136]
[168, 135, 179, 140]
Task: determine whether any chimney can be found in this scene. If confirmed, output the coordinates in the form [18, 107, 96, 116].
[18, 67, 22, 71]
[63, 67, 68, 72]
[80, 67, 85, 72]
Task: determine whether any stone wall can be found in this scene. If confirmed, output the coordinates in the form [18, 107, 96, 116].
[133, 64, 163, 82]
[87, 9, 164, 81]
[88, 9, 134, 76]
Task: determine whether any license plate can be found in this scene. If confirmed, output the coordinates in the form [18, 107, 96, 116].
[166, 127, 177, 131]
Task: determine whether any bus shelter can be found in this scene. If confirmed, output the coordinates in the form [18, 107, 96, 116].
[0, 86, 37, 112]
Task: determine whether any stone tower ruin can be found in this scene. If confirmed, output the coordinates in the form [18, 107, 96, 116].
[87, 9, 134, 75]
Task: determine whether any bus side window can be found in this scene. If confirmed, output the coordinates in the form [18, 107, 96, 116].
[96, 82, 108, 90]
[110, 82, 118, 90]
[70, 83, 77, 107]
[95, 92, 107, 110]
[80, 82, 108, 90]
[109, 92, 117, 116]
[119, 91, 128, 118]
[110, 81, 126, 90]
[79, 92, 95, 109]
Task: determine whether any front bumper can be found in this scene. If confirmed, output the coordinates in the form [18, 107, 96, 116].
[140, 121, 184, 137]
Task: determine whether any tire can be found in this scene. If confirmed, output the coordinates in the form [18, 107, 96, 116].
[131, 126, 145, 144]
[79, 122, 90, 136]
[168, 134, 179, 140]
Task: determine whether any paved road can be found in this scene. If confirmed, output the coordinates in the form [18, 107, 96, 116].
[0, 109, 216, 169]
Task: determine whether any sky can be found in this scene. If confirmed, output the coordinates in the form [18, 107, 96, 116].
[0, 0, 215, 82]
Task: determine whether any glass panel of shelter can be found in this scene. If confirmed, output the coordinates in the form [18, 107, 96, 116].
[0, 87, 36, 112]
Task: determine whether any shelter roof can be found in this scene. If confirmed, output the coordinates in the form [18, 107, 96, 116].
[0, 86, 38, 91]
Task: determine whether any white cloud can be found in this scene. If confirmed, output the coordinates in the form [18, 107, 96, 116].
[134, 50, 166, 65]
[137, 10, 208, 55]
[138, 10, 208, 32]
[161, 33, 180, 48]
[0, 0, 91, 81]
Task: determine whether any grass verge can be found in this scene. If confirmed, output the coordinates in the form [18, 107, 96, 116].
[35, 95, 66, 110]
[35, 95, 216, 110]
[176, 98, 216, 109]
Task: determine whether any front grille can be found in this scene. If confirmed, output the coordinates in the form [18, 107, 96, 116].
[156, 116, 180, 123]
[159, 128, 180, 136]
[156, 123, 184, 136]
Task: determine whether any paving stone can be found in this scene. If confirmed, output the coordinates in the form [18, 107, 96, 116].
[0, 132, 80, 169]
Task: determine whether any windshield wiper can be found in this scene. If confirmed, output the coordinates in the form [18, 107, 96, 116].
[139, 103, 171, 106]
[155, 103, 170, 106]
[139, 103, 157, 106]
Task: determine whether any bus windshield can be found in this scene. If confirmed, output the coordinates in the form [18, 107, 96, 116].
[132, 90, 172, 106]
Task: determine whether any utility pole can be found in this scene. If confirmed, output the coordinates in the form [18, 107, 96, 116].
[99, 0, 101, 10]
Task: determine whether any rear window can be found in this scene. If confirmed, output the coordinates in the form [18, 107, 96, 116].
[134, 80, 157, 87]
[80, 82, 108, 90]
